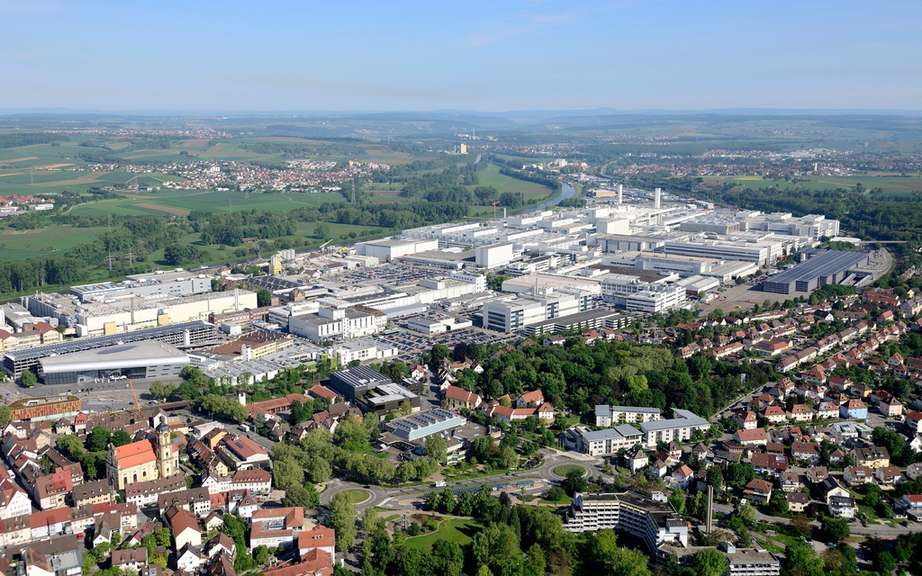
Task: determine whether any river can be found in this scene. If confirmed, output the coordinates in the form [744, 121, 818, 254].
[532, 180, 576, 211]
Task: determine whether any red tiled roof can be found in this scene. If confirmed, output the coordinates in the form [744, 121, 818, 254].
[114, 439, 157, 469]
[307, 385, 337, 401]
[297, 525, 335, 551]
[263, 551, 332, 576]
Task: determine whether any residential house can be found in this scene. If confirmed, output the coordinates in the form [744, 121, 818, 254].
[743, 479, 773, 505]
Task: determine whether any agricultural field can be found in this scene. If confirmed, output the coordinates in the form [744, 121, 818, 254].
[67, 189, 345, 218]
[702, 173, 922, 196]
[0, 225, 109, 261]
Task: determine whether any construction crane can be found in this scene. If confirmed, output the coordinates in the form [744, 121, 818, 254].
[128, 379, 142, 420]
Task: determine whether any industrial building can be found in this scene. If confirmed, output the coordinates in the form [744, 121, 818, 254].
[600, 274, 687, 314]
[39, 341, 190, 385]
[385, 408, 467, 441]
[481, 291, 589, 332]
[761, 249, 868, 294]
[523, 308, 627, 336]
[70, 270, 213, 303]
[8, 395, 81, 422]
[2, 320, 219, 381]
[23, 288, 257, 337]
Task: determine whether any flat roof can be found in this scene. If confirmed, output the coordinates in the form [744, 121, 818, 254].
[640, 409, 708, 432]
[40, 340, 189, 373]
[4, 320, 214, 363]
[766, 250, 866, 285]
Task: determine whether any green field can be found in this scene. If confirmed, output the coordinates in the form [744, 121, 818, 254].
[474, 163, 555, 201]
[68, 189, 345, 217]
[404, 517, 481, 551]
[552, 464, 587, 478]
[0, 225, 110, 261]
[703, 173, 922, 196]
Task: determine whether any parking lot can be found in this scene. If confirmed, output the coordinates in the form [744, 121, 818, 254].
[378, 326, 511, 358]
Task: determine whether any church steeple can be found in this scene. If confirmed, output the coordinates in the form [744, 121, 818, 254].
[155, 416, 174, 478]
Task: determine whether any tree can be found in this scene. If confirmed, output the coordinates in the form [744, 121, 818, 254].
[0, 405, 10, 428]
[790, 514, 812, 539]
[524, 544, 546, 576]
[429, 539, 464, 576]
[819, 515, 849, 544]
[330, 492, 357, 551]
[87, 426, 112, 452]
[20, 370, 37, 387]
[111, 430, 132, 447]
[692, 549, 729, 576]
[782, 541, 823, 576]
[273, 457, 304, 490]
[472, 523, 522, 576]
[149, 382, 178, 401]
[425, 435, 447, 465]
[769, 489, 789, 515]
[253, 546, 270, 566]
[584, 530, 651, 576]
[307, 458, 332, 484]
[256, 288, 272, 307]
[561, 469, 587, 496]
[163, 243, 202, 265]
[282, 484, 319, 509]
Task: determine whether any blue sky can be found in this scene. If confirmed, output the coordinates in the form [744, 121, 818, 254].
[2, 0, 921, 112]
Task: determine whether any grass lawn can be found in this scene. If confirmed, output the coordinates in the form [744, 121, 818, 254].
[552, 464, 587, 478]
[404, 517, 481, 551]
[338, 489, 372, 505]
[0, 225, 109, 260]
[474, 163, 554, 202]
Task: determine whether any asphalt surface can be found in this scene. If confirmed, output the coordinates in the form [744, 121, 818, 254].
[319, 448, 597, 513]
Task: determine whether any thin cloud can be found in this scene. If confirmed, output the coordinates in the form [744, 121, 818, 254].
[464, 8, 579, 48]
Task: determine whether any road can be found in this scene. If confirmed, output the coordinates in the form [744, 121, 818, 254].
[714, 502, 922, 538]
[319, 448, 597, 512]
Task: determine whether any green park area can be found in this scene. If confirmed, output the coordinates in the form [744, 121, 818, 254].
[403, 517, 481, 551]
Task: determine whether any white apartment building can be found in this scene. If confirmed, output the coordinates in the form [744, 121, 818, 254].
[595, 405, 662, 426]
[561, 425, 643, 456]
[564, 492, 689, 554]
[639, 409, 710, 448]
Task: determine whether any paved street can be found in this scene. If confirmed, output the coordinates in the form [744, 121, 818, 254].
[319, 448, 597, 512]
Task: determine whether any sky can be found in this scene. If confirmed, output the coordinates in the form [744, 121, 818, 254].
[2, 0, 921, 112]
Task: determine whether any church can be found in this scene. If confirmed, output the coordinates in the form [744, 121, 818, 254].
[106, 416, 179, 490]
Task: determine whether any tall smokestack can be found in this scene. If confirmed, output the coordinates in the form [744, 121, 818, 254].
[654, 187, 662, 209]
[617, 184, 623, 205]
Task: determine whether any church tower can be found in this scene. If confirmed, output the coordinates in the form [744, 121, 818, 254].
[155, 416, 176, 479]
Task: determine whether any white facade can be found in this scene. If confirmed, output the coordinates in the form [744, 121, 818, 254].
[475, 243, 514, 269]
[482, 292, 582, 332]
